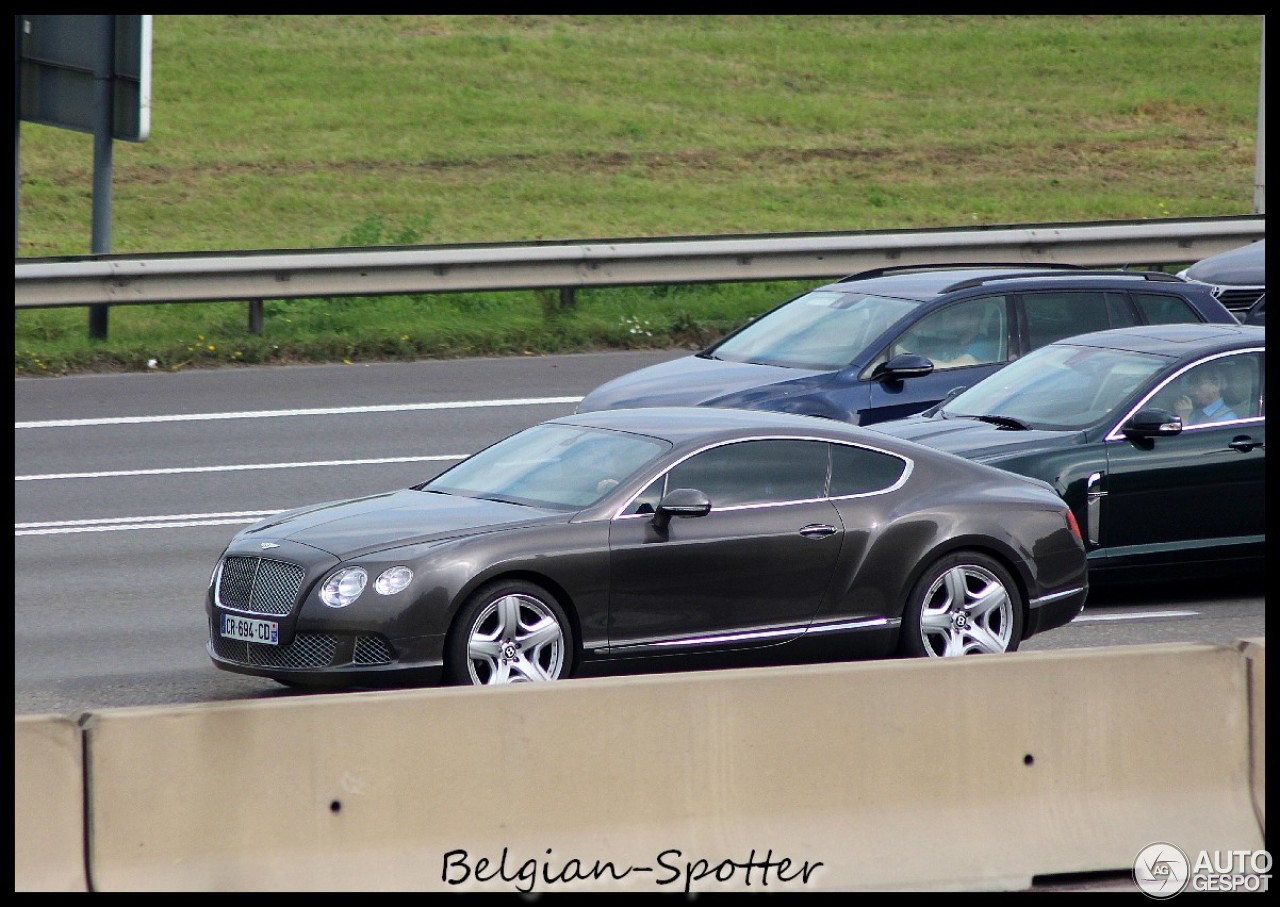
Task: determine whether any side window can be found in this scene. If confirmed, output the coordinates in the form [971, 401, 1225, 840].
[665, 439, 828, 507]
[623, 475, 666, 516]
[1132, 292, 1200, 325]
[828, 443, 907, 497]
[891, 296, 1008, 370]
[1105, 291, 1140, 328]
[1151, 353, 1262, 425]
[1021, 291, 1114, 350]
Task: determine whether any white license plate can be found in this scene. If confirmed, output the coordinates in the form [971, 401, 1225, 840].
[221, 613, 279, 645]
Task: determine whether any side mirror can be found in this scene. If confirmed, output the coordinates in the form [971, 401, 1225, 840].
[1123, 408, 1183, 438]
[652, 487, 712, 531]
[871, 353, 935, 382]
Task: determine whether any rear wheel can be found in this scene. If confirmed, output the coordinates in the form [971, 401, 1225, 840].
[445, 580, 574, 685]
[899, 552, 1023, 657]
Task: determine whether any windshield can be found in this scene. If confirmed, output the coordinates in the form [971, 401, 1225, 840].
[421, 423, 670, 511]
[940, 344, 1168, 430]
[710, 291, 919, 370]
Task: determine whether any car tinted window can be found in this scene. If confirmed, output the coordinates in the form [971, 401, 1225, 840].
[711, 291, 919, 370]
[1147, 351, 1263, 424]
[1106, 291, 1140, 328]
[1221, 352, 1264, 419]
[889, 296, 1007, 371]
[623, 475, 667, 516]
[1022, 291, 1118, 349]
[828, 442, 907, 496]
[665, 439, 828, 507]
[1132, 291, 1200, 325]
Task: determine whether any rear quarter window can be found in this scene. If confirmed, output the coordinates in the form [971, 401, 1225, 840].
[828, 442, 907, 497]
[1132, 292, 1201, 325]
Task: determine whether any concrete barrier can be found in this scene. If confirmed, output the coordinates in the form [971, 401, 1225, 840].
[14, 713, 87, 892]
[77, 640, 1263, 892]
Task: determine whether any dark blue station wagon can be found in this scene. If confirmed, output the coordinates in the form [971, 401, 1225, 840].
[576, 265, 1240, 426]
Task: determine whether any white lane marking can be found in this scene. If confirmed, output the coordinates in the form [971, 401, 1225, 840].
[14, 395, 583, 429]
[19, 511, 281, 528]
[16, 511, 280, 536]
[17, 518, 268, 536]
[1074, 610, 1198, 621]
[16, 454, 466, 482]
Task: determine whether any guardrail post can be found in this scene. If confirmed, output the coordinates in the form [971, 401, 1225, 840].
[559, 287, 575, 310]
[248, 299, 263, 334]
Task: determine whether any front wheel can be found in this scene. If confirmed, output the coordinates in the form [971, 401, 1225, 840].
[445, 580, 574, 685]
[899, 552, 1023, 658]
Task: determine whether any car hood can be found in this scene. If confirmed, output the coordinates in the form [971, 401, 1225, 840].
[1183, 240, 1265, 286]
[238, 488, 567, 558]
[576, 354, 827, 412]
[870, 416, 1081, 461]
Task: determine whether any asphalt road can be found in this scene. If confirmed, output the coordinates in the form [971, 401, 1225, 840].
[14, 349, 1264, 715]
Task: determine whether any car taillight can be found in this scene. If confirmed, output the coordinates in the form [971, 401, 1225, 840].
[1065, 507, 1083, 541]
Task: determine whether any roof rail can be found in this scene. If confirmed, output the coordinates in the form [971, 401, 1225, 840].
[837, 262, 1085, 283]
[940, 269, 1182, 292]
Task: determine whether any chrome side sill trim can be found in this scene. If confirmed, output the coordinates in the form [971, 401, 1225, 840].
[607, 617, 899, 653]
[1028, 586, 1086, 608]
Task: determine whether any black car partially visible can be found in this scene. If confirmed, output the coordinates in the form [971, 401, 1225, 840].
[870, 323, 1265, 583]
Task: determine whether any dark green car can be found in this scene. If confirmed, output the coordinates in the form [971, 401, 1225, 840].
[870, 323, 1265, 581]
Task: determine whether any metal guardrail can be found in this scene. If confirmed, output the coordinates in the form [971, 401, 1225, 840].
[14, 216, 1265, 310]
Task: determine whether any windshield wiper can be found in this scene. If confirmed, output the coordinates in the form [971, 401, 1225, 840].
[479, 493, 530, 506]
[974, 414, 1032, 431]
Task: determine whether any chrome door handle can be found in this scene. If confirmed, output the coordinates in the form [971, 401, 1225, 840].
[1228, 436, 1263, 452]
[799, 524, 838, 539]
[1085, 471, 1104, 547]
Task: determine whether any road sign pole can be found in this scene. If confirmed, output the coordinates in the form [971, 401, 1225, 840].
[88, 15, 115, 341]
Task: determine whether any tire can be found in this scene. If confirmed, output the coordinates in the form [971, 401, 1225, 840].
[445, 579, 574, 685]
[899, 551, 1023, 658]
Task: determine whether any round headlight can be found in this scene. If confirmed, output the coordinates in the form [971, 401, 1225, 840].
[374, 565, 413, 595]
[320, 566, 367, 608]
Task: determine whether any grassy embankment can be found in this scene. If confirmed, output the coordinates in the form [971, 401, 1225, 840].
[14, 15, 1263, 376]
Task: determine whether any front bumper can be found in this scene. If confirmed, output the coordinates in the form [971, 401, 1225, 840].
[206, 622, 446, 688]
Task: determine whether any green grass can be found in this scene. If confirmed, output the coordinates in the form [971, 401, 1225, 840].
[15, 15, 1264, 375]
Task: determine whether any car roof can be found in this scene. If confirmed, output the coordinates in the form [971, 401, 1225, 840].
[556, 405, 875, 445]
[821, 267, 1042, 299]
[812, 265, 1199, 302]
[1045, 322, 1264, 356]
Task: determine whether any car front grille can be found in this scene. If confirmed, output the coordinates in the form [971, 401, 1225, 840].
[210, 627, 397, 669]
[353, 635, 395, 665]
[212, 632, 340, 668]
[218, 556, 306, 616]
[1213, 287, 1265, 313]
